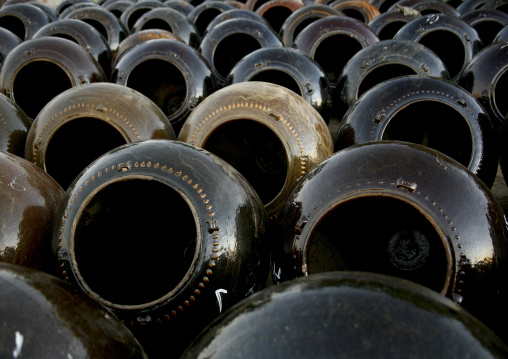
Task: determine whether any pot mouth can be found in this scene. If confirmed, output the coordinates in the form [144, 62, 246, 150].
[70, 176, 201, 311]
[304, 191, 453, 295]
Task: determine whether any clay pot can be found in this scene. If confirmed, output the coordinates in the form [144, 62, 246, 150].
[178, 81, 334, 219]
[33, 18, 113, 79]
[279, 4, 343, 47]
[336, 75, 498, 188]
[0, 152, 64, 275]
[0, 36, 107, 121]
[458, 40, 508, 128]
[0, 92, 31, 157]
[255, 0, 304, 34]
[111, 38, 217, 134]
[199, 17, 283, 87]
[181, 272, 508, 358]
[131, 7, 201, 49]
[226, 46, 333, 124]
[0, 262, 148, 358]
[53, 139, 270, 358]
[271, 141, 508, 340]
[24, 82, 176, 190]
[0, 3, 52, 40]
[393, 13, 483, 81]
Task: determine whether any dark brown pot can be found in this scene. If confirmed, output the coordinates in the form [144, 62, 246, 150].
[181, 272, 508, 358]
[178, 81, 334, 219]
[271, 141, 508, 341]
[0, 3, 52, 40]
[0, 151, 64, 275]
[53, 139, 270, 358]
[393, 13, 483, 81]
[24, 82, 176, 190]
[0, 92, 31, 156]
[111, 38, 217, 134]
[336, 75, 498, 188]
[0, 36, 107, 121]
[0, 262, 148, 358]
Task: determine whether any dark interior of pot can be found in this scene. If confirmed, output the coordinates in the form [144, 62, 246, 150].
[261, 6, 293, 34]
[203, 119, 287, 205]
[126, 59, 187, 118]
[195, 8, 222, 36]
[314, 34, 363, 85]
[418, 29, 465, 79]
[357, 64, 417, 99]
[13, 61, 72, 120]
[127, 9, 151, 30]
[74, 178, 198, 306]
[292, 18, 320, 43]
[382, 100, 473, 167]
[307, 196, 451, 293]
[494, 68, 508, 121]
[139, 18, 173, 32]
[80, 18, 109, 42]
[0, 15, 25, 39]
[249, 70, 302, 96]
[213, 33, 262, 80]
[45, 117, 126, 190]
[377, 21, 408, 41]
[472, 20, 504, 48]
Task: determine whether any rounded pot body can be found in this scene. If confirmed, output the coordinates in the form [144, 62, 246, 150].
[131, 7, 201, 48]
[393, 13, 483, 81]
[0, 152, 64, 275]
[181, 272, 508, 359]
[0, 3, 52, 40]
[336, 75, 498, 188]
[199, 17, 283, 87]
[24, 82, 175, 190]
[32, 18, 113, 79]
[111, 38, 217, 134]
[458, 40, 508, 128]
[271, 141, 508, 340]
[53, 139, 270, 357]
[178, 81, 334, 219]
[0, 92, 31, 156]
[226, 46, 333, 124]
[0, 36, 107, 121]
[0, 262, 147, 358]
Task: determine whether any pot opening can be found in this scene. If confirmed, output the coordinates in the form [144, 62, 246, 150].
[213, 33, 262, 80]
[80, 18, 109, 42]
[203, 119, 287, 205]
[418, 29, 465, 79]
[261, 6, 294, 33]
[314, 34, 363, 85]
[0, 15, 25, 39]
[126, 59, 187, 119]
[195, 8, 222, 36]
[493, 68, 508, 121]
[383, 100, 473, 167]
[13, 61, 72, 120]
[45, 117, 126, 190]
[140, 18, 173, 32]
[377, 21, 409, 40]
[357, 64, 416, 99]
[307, 195, 451, 293]
[74, 178, 198, 306]
[126, 8, 152, 30]
[340, 8, 366, 23]
[293, 17, 321, 43]
[249, 70, 302, 96]
[380, 0, 399, 13]
[472, 20, 504, 47]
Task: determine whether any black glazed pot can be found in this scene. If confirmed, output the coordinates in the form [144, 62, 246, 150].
[0, 92, 31, 157]
[53, 139, 270, 358]
[336, 39, 450, 117]
[181, 271, 508, 358]
[335, 75, 498, 188]
[271, 140, 508, 341]
[0, 151, 64, 275]
[226, 46, 333, 124]
[0, 3, 52, 40]
[393, 13, 483, 81]
[111, 38, 217, 134]
[0, 36, 107, 121]
[458, 40, 508, 128]
[0, 262, 148, 358]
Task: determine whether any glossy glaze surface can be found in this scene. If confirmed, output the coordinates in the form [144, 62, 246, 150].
[0, 27, 21, 68]
[0, 151, 64, 275]
[271, 141, 508, 339]
[329, 0, 382, 23]
[119, 0, 166, 32]
[367, 11, 420, 40]
[54, 139, 269, 357]
[336, 75, 499, 188]
[0, 3, 51, 40]
[182, 271, 508, 359]
[226, 46, 333, 123]
[0, 93, 31, 157]
[178, 81, 334, 219]
[0, 262, 147, 358]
